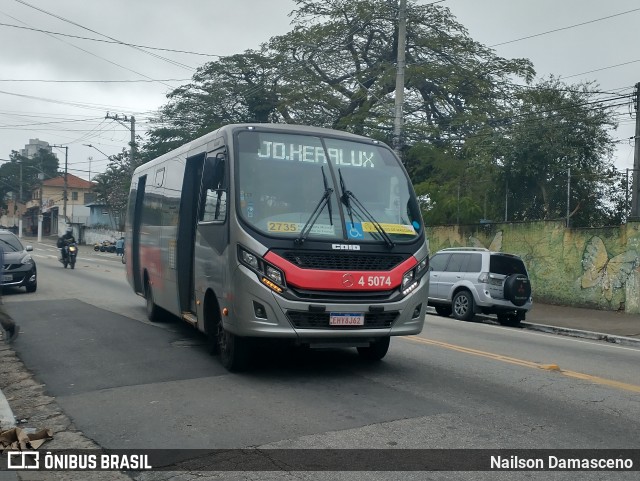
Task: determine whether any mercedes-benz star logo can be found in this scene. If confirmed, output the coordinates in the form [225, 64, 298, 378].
[342, 273, 354, 288]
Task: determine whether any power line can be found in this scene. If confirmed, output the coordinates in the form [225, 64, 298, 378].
[0, 22, 222, 57]
[489, 7, 640, 47]
[14, 0, 195, 72]
[561, 60, 640, 80]
[0, 78, 191, 84]
[4, 8, 182, 88]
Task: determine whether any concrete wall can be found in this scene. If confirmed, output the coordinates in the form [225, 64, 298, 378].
[82, 227, 124, 246]
[426, 221, 640, 313]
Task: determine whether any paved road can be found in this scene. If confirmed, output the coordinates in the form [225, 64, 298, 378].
[1, 242, 639, 480]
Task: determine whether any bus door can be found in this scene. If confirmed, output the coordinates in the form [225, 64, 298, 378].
[131, 175, 147, 294]
[177, 154, 204, 314]
[191, 149, 228, 313]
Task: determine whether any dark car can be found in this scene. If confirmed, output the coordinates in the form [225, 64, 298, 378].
[0, 229, 37, 293]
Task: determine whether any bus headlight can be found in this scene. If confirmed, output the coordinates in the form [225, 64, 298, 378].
[401, 255, 429, 296]
[238, 246, 286, 294]
[266, 265, 283, 285]
[240, 249, 259, 270]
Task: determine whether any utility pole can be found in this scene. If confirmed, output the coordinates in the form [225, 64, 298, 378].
[631, 83, 640, 218]
[106, 112, 136, 165]
[392, 0, 407, 157]
[566, 166, 571, 228]
[52, 145, 69, 223]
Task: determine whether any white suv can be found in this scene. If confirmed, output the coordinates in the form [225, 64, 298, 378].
[427, 247, 532, 326]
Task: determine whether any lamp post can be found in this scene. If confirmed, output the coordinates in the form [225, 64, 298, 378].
[83, 144, 110, 159]
[51, 145, 69, 223]
[83, 144, 110, 182]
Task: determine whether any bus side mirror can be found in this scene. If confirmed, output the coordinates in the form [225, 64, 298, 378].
[204, 153, 226, 189]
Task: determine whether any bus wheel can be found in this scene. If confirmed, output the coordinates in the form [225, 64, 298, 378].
[357, 336, 390, 361]
[144, 279, 161, 322]
[217, 322, 250, 372]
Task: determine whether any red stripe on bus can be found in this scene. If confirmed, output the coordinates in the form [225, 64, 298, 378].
[264, 252, 417, 291]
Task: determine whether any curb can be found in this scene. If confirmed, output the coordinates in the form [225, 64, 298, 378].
[522, 321, 640, 348]
[0, 385, 16, 431]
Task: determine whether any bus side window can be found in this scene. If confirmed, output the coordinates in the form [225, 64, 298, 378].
[201, 189, 227, 222]
[200, 153, 227, 223]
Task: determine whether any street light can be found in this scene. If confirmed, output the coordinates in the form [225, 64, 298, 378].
[83, 144, 112, 182]
[83, 144, 110, 159]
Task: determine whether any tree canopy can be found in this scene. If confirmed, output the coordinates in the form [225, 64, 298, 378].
[136, 0, 625, 228]
[0, 149, 59, 211]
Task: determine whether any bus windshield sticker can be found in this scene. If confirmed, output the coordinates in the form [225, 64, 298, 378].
[361, 222, 417, 235]
[257, 141, 376, 168]
[346, 222, 364, 239]
[267, 222, 335, 236]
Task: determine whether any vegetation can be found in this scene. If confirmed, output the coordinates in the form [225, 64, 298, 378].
[91, 149, 141, 231]
[16, 0, 621, 229]
[0, 149, 59, 212]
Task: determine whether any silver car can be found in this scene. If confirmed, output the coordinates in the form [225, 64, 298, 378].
[427, 247, 532, 326]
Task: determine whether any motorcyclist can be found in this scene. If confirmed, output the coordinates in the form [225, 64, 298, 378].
[58, 226, 76, 261]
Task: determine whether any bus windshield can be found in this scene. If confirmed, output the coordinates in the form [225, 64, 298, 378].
[236, 130, 423, 243]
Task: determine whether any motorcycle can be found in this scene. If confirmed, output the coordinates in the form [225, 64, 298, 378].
[95, 240, 116, 253]
[60, 241, 78, 269]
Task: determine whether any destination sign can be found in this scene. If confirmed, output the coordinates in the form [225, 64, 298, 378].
[257, 141, 377, 168]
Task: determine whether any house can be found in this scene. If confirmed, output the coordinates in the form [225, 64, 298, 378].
[24, 173, 95, 237]
[85, 202, 120, 229]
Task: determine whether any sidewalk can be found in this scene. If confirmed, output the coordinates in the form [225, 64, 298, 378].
[522, 302, 640, 346]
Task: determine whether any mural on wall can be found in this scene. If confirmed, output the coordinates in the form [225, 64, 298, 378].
[426, 221, 640, 312]
[580, 235, 639, 302]
[469, 231, 503, 251]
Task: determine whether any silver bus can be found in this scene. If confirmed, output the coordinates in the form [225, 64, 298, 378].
[125, 124, 430, 371]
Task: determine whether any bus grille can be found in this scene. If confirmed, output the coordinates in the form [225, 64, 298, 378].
[286, 310, 398, 329]
[280, 251, 408, 271]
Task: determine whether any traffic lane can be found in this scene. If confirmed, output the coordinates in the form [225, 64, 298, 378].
[11, 299, 219, 396]
[422, 314, 640, 386]
[10, 299, 447, 452]
[356, 338, 640, 448]
[7, 299, 640, 464]
[5, 244, 150, 323]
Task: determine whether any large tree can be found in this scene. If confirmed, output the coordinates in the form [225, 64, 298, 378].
[92, 149, 139, 230]
[138, 1, 624, 227]
[492, 78, 620, 227]
[143, 0, 533, 155]
[0, 149, 59, 209]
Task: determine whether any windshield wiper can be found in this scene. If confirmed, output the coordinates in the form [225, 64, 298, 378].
[338, 169, 395, 249]
[295, 166, 334, 246]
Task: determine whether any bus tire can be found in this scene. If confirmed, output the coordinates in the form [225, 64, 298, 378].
[357, 336, 390, 361]
[217, 322, 251, 372]
[144, 277, 161, 322]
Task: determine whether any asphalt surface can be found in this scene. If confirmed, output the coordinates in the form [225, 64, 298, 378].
[3, 288, 639, 427]
[1, 236, 640, 480]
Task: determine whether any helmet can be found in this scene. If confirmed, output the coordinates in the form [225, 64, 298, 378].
[66, 226, 73, 233]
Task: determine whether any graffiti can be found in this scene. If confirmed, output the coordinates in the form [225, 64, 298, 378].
[580, 236, 639, 302]
[469, 231, 503, 251]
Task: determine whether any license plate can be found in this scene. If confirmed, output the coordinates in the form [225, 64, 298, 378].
[2, 274, 12, 282]
[329, 312, 365, 326]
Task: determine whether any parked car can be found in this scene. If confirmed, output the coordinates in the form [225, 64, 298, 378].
[427, 247, 531, 326]
[0, 229, 37, 293]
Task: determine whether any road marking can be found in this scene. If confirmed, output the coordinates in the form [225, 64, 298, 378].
[426, 315, 640, 352]
[403, 336, 640, 393]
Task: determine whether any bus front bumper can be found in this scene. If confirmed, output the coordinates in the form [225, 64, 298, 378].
[226, 265, 428, 342]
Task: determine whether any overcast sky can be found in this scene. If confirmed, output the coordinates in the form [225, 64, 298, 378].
[0, 0, 638, 181]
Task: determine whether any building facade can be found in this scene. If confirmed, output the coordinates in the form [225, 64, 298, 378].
[25, 173, 95, 237]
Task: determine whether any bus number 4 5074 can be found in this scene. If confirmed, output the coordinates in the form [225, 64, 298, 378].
[358, 275, 391, 287]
